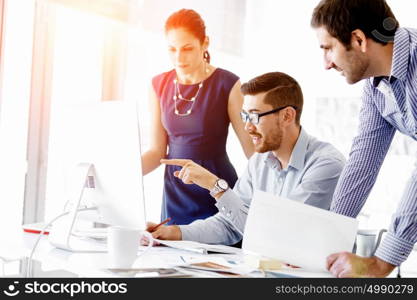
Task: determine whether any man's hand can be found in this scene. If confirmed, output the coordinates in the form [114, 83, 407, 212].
[161, 159, 218, 190]
[326, 252, 396, 277]
[144, 221, 182, 243]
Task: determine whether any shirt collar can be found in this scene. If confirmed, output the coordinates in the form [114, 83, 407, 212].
[264, 127, 308, 171]
[287, 127, 308, 171]
[372, 28, 410, 87]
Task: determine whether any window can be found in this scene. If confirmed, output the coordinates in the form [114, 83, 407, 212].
[41, 1, 133, 220]
[0, 0, 35, 232]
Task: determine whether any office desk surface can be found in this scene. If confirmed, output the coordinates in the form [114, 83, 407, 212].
[0, 231, 326, 278]
[0, 231, 238, 277]
[1, 230, 416, 278]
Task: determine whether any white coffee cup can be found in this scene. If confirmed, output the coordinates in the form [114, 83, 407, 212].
[355, 229, 387, 257]
[107, 226, 152, 269]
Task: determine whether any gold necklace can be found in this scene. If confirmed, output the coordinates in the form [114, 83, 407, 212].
[173, 79, 204, 116]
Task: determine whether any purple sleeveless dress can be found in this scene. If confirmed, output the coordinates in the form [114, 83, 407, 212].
[152, 68, 239, 225]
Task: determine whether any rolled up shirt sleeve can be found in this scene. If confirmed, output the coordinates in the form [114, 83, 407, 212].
[375, 168, 417, 265]
[179, 161, 253, 245]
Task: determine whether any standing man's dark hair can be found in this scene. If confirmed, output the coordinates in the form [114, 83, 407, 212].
[311, 0, 399, 48]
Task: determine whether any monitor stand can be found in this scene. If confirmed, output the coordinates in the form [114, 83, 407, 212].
[48, 163, 106, 252]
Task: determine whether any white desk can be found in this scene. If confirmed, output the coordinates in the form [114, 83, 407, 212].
[0, 232, 215, 277]
[1, 230, 416, 278]
[0, 230, 326, 278]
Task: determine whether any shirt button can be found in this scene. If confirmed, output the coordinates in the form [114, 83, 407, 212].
[221, 206, 226, 211]
[226, 212, 231, 218]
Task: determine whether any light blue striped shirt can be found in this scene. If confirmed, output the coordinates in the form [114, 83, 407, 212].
[332, 27, 417, 266]
[180, 128, 345, 245]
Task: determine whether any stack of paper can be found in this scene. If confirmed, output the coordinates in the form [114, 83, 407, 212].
[154, 239, 242, 255]
[176, 257, 257, 277]
[243, 190, 358, 272]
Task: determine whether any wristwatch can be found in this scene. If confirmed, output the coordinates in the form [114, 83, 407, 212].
[209, 178, 229, 197]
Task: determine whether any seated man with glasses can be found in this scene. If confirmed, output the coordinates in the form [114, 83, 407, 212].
[149, 72, 346, 245]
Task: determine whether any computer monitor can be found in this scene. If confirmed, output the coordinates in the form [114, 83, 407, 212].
[47, 100, 146, 251]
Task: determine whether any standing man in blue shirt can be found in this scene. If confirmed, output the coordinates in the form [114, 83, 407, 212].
[147, 72, 345, 246]
[312, 0, 417, 277]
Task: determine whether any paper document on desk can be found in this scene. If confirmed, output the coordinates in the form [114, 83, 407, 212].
[177, 257, 255, 277]
[243, 190, 358, 272]
[154, 239, 241, 255]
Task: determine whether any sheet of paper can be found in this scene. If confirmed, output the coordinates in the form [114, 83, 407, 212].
[154, 239, 242, 255]
[179, 256, 257, 276]
[243, 190, 358, 272]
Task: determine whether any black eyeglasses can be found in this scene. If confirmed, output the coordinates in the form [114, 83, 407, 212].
[240, 105, 297, 125]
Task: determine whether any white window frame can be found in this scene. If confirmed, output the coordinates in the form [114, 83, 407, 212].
[23, 0, 56, 224]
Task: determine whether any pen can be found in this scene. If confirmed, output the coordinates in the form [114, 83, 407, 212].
[148, 217, 171, 232]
